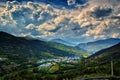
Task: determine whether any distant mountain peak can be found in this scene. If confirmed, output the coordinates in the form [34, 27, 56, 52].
[50, 38, 76, 46]
[77, 38, 120, 54]
[89, 42, 120, 58]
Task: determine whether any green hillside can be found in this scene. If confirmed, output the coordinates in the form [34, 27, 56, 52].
[79, 43, 120, 77]
[0, 31, 86, 78]
[1, 31, 120, 80]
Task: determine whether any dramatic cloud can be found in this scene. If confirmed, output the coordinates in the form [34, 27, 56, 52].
[0, 0, 120, 43]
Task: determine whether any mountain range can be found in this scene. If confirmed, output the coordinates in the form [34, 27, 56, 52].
[80, 42, 120, 76]
[0, 31, 120, 78]
[89, 42, 120, 59]
[0, 0, 120, 79]
[0, 31, 89, 77]
[50, 38, 76, 46]
[0, 31, 86, 60]
[77, 38, 120, 54]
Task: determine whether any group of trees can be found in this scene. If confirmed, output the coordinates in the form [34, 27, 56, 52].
[1, 57, 120, 80]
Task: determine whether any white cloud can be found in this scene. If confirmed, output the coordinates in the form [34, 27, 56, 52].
[25, 24, 36, 30]
[0, 1, 120, 43]
[111, 33, 119, 38]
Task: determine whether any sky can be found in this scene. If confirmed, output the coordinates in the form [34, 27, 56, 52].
[0, 0, 120, 44]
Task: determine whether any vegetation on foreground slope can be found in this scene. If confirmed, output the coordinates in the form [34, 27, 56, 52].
[0, 32, 120, 80]
[0, 31, 87, 79]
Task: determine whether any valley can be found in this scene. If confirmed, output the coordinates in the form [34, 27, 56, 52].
[0, 0, 120, 80]
[0, 32, 120, 80]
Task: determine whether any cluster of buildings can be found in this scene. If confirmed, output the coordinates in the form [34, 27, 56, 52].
[38, 56, 80, 63]
[38, 56, 80, 68]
